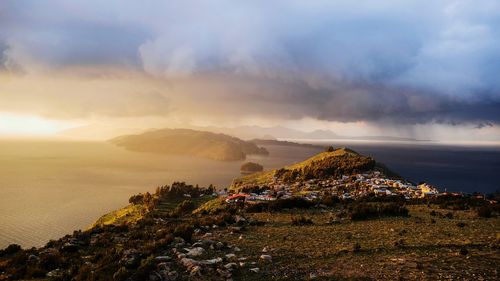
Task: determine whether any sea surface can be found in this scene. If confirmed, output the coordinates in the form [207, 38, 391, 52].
[0, 139, 499, 248]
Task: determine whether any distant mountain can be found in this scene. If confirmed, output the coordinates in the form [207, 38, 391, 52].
[193, 125, 338, 140]
[192, 125, 426, 142]
[249, 138, 325, 149]
[110, 128, 269, 161]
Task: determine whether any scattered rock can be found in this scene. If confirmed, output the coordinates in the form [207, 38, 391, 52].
[202, 257, 223, 265]
[250, 267, 260, 273]
[190, 265, 202, 276]
[215, 241, 225, 250]
[225, 253, 237, 259]
[185, 247, 205, 257]
[260, 255, 272, 262]
[225, 262, 238, 270]
[180, 258, 199, 269]
[154, 256, 172, 262]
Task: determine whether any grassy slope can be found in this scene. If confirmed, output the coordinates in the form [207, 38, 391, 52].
[220, 206, 500, 280]
[91, 195, 214, 228]
[90, 204, 147, 228]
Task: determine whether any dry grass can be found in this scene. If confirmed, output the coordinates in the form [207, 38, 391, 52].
[217, 205, 499, 280]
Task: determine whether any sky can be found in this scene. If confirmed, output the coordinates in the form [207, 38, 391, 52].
[0, 0, 499, 141]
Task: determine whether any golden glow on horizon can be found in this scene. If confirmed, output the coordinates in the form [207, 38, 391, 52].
[0, 112, 77, 137]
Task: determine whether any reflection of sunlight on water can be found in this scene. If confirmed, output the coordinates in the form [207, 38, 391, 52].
[0, 140, 321, 248]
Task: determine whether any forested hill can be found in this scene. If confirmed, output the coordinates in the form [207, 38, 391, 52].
[110, 128, 269, 161]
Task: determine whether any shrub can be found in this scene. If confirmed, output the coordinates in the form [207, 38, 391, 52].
[169, 200, 195, 217]
[291, 215, 313, 226]
[352, 242, 361, 252]
[321, 195, 340, 206]
[268, 197, 314, 211]
[173, 224, 194, 242]
[245, 202, 269, 213]
[0, 244, 22, 256]
[459, 247, 468, 256]
[477, 205, 492, 218]
[349, 202, 409, 221]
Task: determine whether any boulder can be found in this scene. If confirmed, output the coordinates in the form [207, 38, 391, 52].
[185, 247, 205, 257]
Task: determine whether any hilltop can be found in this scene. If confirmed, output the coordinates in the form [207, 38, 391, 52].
[110, 128, 269, 161]
[231, 147, 381, 190]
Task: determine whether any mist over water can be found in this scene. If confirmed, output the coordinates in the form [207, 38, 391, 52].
[0, 139, 499, 248]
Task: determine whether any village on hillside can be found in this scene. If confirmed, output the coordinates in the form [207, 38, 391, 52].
[223, 170, 443, 204]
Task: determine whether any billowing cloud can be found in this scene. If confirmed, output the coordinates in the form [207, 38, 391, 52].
[0, 0, 499, 130]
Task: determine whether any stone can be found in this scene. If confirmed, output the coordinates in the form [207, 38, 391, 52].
[235, 215, 247, 224]
[262, 246, 270, 253]
[185, 247, 205, 257]
[260, 255, 272, 262]
[191, 242, 204, 247]
[225, 262, 238, 270]
[180, 258, 199, 269]
[229, 226, 242, 233]
[154, 256, 171, 262]
[250, 267, 260, 273]
[225, 253, 236, 259]
[202, 257, 223, 265]
[233, 247, 241, 252]
[215, 241, 225, 250]
[190, 265, 202, 276]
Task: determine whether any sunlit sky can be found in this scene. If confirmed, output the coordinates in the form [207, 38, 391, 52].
[0, 1, 499, 142]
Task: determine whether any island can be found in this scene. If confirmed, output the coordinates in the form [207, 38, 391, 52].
[110, 128, 269, 161]
[240, 162, 264, 174]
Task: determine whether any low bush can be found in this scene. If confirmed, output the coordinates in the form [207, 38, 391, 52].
[291, 215, 313, 226]
[268, 197, 314, 211]
[0, 244, 22, 256]
[476, 205, 492, 218]
[173, 223, 194, 242]
[168, 199, 195, 217]
[349, 202, 409, 221]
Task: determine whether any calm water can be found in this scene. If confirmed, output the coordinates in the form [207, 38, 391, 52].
[1, 139, 499, 248]
[0, 140, 320, 248]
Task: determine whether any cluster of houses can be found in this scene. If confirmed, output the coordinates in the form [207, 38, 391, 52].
[223, 170, 441, 204]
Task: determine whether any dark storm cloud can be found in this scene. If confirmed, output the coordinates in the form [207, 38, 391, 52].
[0, 0, 499, 125]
